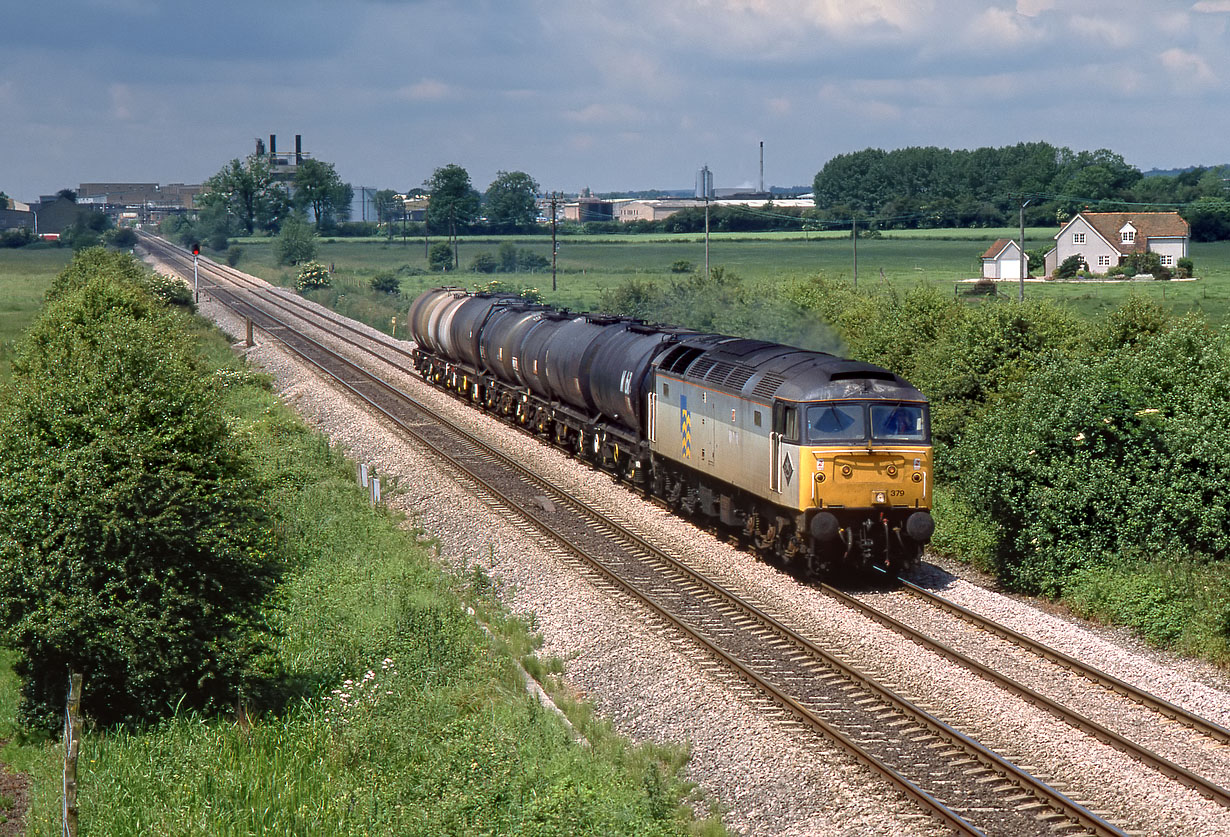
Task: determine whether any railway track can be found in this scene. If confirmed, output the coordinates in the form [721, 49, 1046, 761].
[824, 581, 1230, 809]
[139, 233, 1225, 834]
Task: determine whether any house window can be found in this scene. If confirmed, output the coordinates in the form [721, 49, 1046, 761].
[1098, 254, 1112, 267]
[1160, 254, 1174, 267]
[1073, 232, 1085, 244]
[1121, 230, 1135, 243]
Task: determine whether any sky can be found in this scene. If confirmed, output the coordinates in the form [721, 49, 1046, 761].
[3, 0, 1230, 203]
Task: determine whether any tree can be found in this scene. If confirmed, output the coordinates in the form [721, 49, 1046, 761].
[372, 189, 403, 225]
[199, 155, 283, 235]
[60, 210, 111, 250]
[1183, 196, 1230, 242]
[0, 251, 281, 728]
[484, 171, 540, 231]
[276, 213, 317, 265]
[293, 159, 353, 230]
[425, 164, 480, 241]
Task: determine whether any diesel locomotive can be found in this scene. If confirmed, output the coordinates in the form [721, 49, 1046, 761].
[408, 287, 934, 576]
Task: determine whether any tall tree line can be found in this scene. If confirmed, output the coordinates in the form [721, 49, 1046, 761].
[812, 142, 1230, 239]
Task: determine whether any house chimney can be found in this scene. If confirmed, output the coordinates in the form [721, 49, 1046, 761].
[295, 134, 302, 165]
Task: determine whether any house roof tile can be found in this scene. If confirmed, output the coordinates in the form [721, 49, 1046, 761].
[1078, 212, 1189, 255]
[981, 238, 1017, 259]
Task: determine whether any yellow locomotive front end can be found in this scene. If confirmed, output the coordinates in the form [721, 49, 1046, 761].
[777, 399, 934, 575]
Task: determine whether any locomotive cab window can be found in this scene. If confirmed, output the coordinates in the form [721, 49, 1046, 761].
[807, 403, 866, 442]
[662, 383, 669, 397]
[870, 404, 927, 441]
[753, 410, 762, 428]
[772, 403, 799, 441]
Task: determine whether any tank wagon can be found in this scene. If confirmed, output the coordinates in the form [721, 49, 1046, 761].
[408, 287, 934, 576]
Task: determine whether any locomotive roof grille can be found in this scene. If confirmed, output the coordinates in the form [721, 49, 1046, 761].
[704, 361, 736, 384]
[751, 372, 787, 399]
[686, 357, 717, 379]
[725, 366, 755, 391]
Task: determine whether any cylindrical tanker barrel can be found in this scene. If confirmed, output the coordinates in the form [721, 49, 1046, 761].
[446, 293, 519, 369]
[541, 316, 628, 414]
[409, 288, 464, 351]
[587, 325, 680, 434]
[478, 305, 547, 386]
[518, 312, 580, 400]
[430, 293, 472, 362]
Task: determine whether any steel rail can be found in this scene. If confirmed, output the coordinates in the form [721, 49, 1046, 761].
[897, 576, 1230, 746]
[823, 583, 1230, 809]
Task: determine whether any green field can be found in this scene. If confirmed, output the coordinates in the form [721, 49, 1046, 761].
[220, 231, 1230, 323]
[0, 248, 71, 381]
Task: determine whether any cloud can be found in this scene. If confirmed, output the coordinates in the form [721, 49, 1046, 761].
[1193, 1, 1230, 12]
[396, 79, 452, 101]
[108, 84, 135, 120]
[563, 102, 645, 125]
[727, 0, 930, 32]
[1159, 47, 1218, 87]
[1016, 0, 1055, 15]
[965, 7, 1036, 45]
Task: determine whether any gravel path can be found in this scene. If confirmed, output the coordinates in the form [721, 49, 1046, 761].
[164, 257, 1230, 836]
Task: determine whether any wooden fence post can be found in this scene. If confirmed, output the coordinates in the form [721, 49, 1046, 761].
[63, 671, 83, 837]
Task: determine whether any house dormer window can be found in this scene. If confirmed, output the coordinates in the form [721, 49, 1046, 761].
[1073, 232, 1085, 244]
[1121, 230, 1135, 243]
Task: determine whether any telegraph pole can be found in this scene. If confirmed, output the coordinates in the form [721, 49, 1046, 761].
[550, 192, 559, 292]
[704, 193, 710, 279]
[852, 216, 858, 288]
[1019, 198, 1032, 302]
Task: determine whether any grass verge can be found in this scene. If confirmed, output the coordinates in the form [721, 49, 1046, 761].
[1, 313, 724, 836]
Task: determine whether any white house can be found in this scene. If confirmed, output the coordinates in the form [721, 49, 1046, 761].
[1043, 212, 1189, 276]
[980, 238, 1026, 280]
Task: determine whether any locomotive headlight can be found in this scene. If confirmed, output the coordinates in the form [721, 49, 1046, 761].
[886, 465, 898, 477]
[873, 490, 887, 504]
[911, 472, 923, 483]
[841, 465, 852, 478]
[815, 472, 826, 484]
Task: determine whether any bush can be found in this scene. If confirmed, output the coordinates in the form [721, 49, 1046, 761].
[1054, 254, 1087, 279]
[1177, 257, 1194, 278]
[226, 245, 243, 266]
[428, 242, 454, 272]
[0, 227, 34, 248]
[370, 272, 401, 294]
[104, 227, 138, 249]
[951, 315, 1230, 594]
[0, 252, 281, 728]
[295, 260, 332, 291]
[670, 260, 693, 274]
[469, 252, 498, 273]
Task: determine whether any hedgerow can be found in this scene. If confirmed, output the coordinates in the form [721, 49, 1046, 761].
[0, 250, 281, 729]
[953, 312, 1230, 594]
